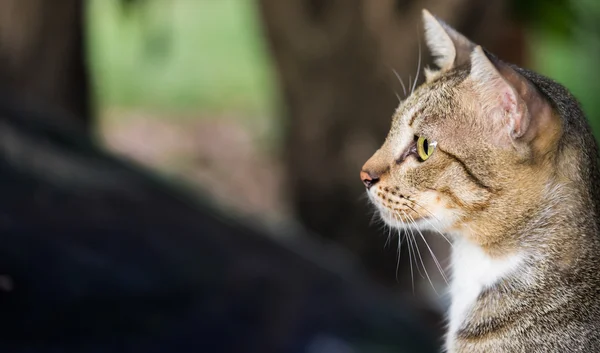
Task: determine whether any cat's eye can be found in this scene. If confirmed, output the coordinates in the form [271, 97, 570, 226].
[416, 136, 436, 161]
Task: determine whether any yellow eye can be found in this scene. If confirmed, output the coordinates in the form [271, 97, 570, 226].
[417, 136, 436, 161]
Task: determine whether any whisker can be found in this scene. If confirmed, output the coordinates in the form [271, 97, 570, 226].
[404, 216, 425, 280]
[357, 192, 370, 202]
[408, 75, 412, 96]
[406, 201, 454, 247]
[395, 212, 423, 295]
[402, 211, 440, 296]
[394, 218, 404, 281]
[393, 216, 405, 280]
[405, 211, 449, 285]
[405, 199, 441, 222]
[411, 32, 422, 94]
[392, 68, 407, 97]
[384, 222, 392, 248]
[397, 228, 403, 262]
[395, 213, 414, 293]
[368, 211, 381, 227]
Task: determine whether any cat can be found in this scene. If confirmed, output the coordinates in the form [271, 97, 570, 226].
[360, 9, 600, 353]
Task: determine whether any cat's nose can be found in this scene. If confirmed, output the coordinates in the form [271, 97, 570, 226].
[360, 170, 380, 189]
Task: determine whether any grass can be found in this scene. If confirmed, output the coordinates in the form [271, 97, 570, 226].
[87, 0, 276, 116]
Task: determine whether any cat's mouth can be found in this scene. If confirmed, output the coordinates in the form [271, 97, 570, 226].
[368, 188, 459, 236]
[366, 187, 453, 233]
[377, 206, 430, 227]
[368, 192, 429, 227]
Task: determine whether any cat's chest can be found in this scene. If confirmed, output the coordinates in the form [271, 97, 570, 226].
[446, 239, 523, 349]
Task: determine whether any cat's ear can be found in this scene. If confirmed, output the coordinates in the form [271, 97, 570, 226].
[470, 46, 556, 146]
[422, 9, 475, 75]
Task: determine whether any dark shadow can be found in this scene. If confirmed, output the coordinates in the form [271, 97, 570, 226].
[0, 94, 438, 352]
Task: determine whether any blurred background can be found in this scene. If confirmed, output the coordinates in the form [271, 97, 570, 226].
[92, 0, 600, 301]
[1, 0, 600, 352]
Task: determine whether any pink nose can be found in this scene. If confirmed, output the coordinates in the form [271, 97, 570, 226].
[360, 170, 380, 189]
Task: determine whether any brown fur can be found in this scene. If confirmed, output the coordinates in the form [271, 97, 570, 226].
[361, 10, 600, 353]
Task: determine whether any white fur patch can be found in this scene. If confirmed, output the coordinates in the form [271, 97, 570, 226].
[446, 238, 524, 350]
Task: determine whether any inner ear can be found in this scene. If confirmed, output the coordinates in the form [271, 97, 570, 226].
[470, 46, 558, 147]
[422, 9, 475, 73]
[496, 60, 559, 147]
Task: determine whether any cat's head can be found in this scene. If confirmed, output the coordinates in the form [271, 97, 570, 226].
[361, 10, 563, 249]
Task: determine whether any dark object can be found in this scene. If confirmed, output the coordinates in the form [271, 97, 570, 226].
[0, 0, 90, 127]
[0, 95, 438, 352]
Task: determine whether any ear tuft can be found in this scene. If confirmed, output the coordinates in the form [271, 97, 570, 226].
[422, 9, 455, 71]
[422, 9, 476, 72]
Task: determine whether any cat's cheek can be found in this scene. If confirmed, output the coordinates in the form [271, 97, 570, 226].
[413, 190, 463, 231]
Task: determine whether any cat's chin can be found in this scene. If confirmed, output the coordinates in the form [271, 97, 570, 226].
[377, 206, 456, 236]
[376, 208, 426, 228]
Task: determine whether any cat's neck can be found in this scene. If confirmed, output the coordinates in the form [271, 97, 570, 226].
[513, 181, 599, 257]
[461, 179, 598, 258]
[446, 180, 600, 347]
[447, 237, 525, 341]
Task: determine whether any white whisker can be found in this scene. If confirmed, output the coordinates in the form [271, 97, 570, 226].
[393, 216, 405, 281]
[392, 68, 407, 97]
[412, 34, 422, 94]
[384, 222, 392, 248]
[405, 218, 426, 280]
[368, 210, 381, 227]
[395, 219, 404, 280]
[395, 213, 414, 292]
[407, 201, 454, 247]
[405, 211, 449, 285]
[402, 211, 440, 296]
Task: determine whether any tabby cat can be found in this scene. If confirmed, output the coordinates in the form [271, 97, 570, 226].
[360, 9, 600, 353]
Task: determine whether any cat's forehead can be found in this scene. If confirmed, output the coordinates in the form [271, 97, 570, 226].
[392, 74, 461, 130]
[386, 71, 468, 156]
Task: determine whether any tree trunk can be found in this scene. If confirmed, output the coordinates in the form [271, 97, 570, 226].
[258, 0, 525, 293]
[0, 0, 90, 127]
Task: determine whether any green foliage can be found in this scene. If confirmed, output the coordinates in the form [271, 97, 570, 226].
[87, 0, 276, 115]
[88, 0, 600, 141]
[512, 0, 575, 39]
[528, 0, 600, 137]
